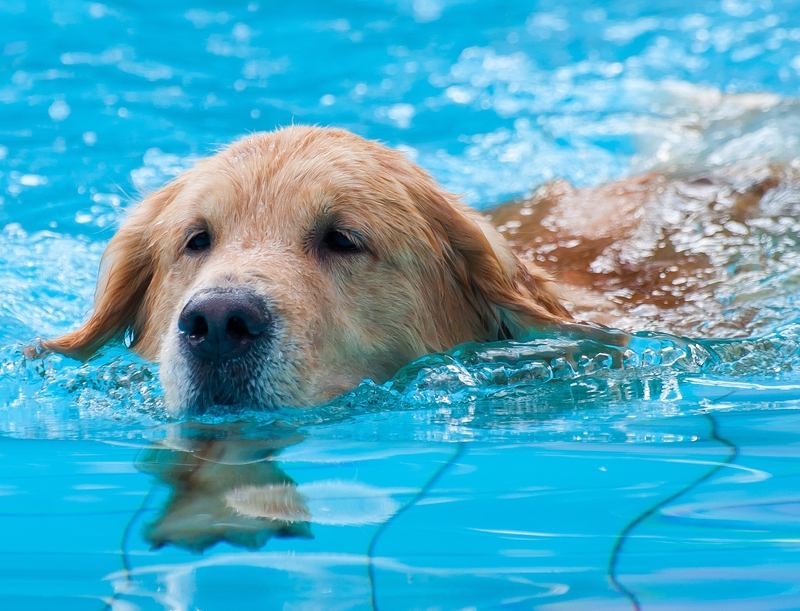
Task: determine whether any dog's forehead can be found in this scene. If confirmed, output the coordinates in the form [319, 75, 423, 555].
[156, 127, 443, 258]
[191, 128, 423, 224]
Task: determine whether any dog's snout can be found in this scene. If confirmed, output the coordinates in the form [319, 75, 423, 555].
[178, 290, 270, 362]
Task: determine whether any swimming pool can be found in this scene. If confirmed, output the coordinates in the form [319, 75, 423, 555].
[2, 0, 800, 608]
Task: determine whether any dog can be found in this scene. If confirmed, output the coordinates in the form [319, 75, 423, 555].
[42, 125, 796, 414]
[43, 126, 570, 415]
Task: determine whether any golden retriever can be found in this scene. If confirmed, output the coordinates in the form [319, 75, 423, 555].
[44, 126, 569, 415]
[43, 125, 792, 414]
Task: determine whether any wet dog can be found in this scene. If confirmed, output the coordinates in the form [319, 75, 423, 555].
[44, 126, 569, 415]
[43, 126, 799, 414]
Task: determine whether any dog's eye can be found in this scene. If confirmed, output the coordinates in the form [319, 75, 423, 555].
[322, 229, 362, 254]
[186, 231, 212, 252]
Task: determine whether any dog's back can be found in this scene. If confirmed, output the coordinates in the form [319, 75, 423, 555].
[488, 163, 800, 336]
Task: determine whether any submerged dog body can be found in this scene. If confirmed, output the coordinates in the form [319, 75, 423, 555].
[490, 163, 800, 336]
[46, 126, 568, 414]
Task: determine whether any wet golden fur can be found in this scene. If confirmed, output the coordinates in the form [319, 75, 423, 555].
[45, 126, 570, 414]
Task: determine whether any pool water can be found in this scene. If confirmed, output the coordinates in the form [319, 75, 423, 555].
[2, 0, 800, 609]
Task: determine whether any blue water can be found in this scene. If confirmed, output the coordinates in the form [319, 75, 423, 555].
[2, 0, 800, 609]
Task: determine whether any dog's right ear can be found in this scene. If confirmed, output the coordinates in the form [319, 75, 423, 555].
[42, 180, 183, 360]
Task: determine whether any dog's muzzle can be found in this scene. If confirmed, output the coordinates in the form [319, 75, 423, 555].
[178, 289, 271, 363]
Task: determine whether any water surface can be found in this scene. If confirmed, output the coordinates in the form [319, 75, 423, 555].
[2, 0, 800, 609]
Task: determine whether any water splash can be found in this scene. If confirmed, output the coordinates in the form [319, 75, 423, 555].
[0, 343, 164, 439]
[4, 318, 800, 440]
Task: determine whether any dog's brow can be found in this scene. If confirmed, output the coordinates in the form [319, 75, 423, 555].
[183, 220, 210, 237]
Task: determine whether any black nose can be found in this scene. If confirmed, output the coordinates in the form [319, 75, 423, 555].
[178, 289, 270, 362]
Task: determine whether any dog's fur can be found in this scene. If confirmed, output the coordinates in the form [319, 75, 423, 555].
[489, 162, 799, 336]
[44, 126, 570, 414]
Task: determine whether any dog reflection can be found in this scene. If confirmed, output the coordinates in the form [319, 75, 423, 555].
[137, 424, 311, 553]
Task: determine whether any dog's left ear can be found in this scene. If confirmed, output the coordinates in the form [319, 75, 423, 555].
[408, 174, 572, 342]
[41, 179, 184, 360]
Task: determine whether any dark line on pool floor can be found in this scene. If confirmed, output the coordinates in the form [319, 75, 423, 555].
[367, 442, 465, 611]
[99, 485, 157, 611]
[608, 410, 738, 610]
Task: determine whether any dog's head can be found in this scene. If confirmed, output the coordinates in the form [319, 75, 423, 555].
[46, 126, 569, 415]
